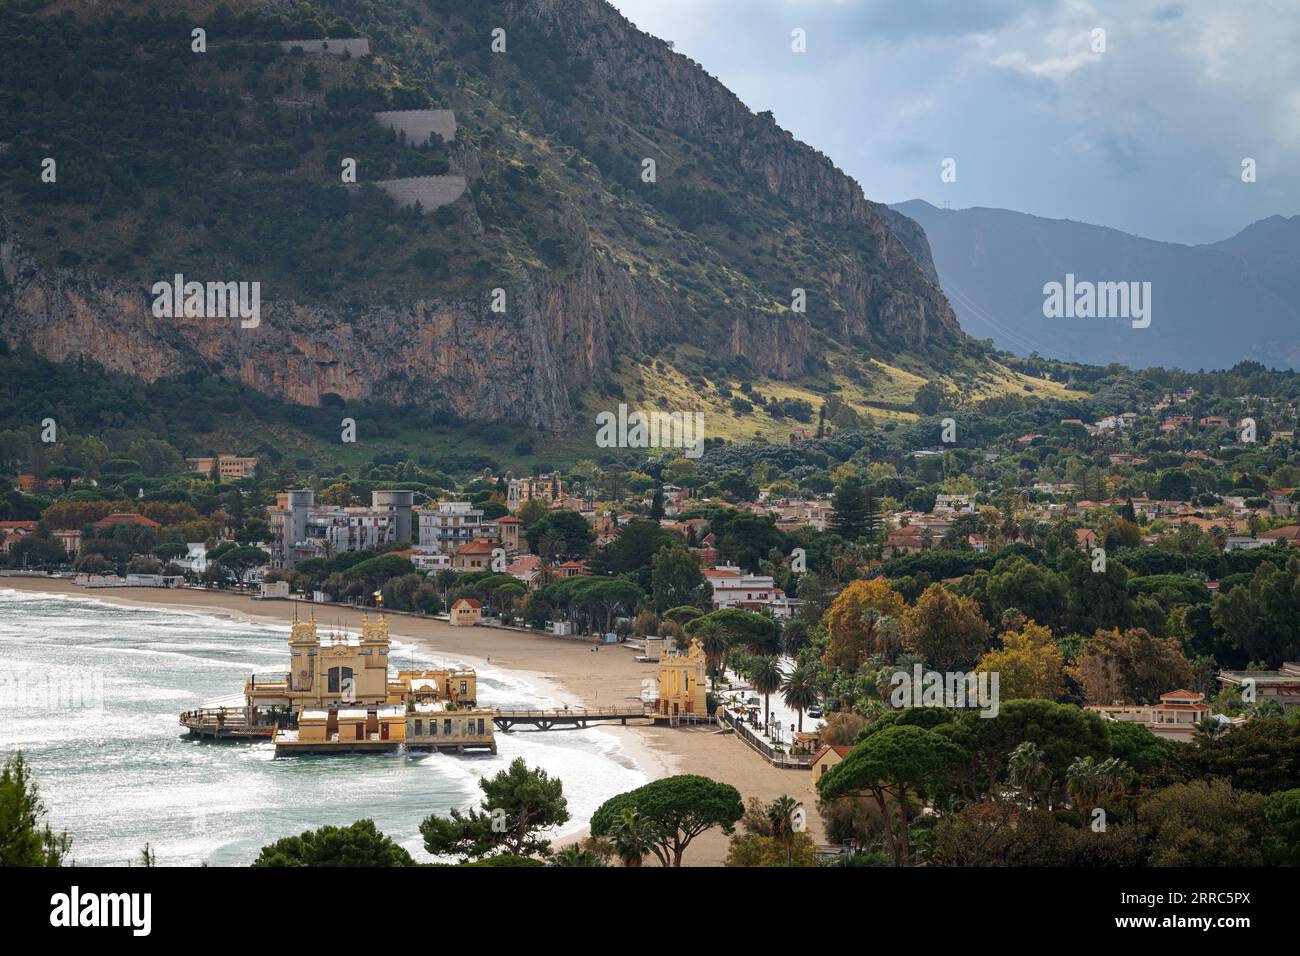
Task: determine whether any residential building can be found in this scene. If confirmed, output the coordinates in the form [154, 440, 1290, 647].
[703, 565, 798, 620]
[451, 539, 496, 571]
[496, 514, 523, 553]
[93, 512, 161, 530]
[885, 525, 929, 558]
[506, 473, 562, 513]
[50, 528, 81, 558]
[418, 501, 491, 551]
[1217, 663, 1300, 709]
[1260, 525, 1300, 547]
[186, 455, 259, 479]
[1089, 689, 1212, 741]
[810, 745, 852, 792]
[267, 490, 414, 569]
[0, 520, 38, 554]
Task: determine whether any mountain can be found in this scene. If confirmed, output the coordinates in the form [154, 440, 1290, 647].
[0, 0, 978, 436]
[891, 200, 1300, 371]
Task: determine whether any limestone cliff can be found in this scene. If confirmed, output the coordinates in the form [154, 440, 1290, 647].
[0, 0, 963, 431]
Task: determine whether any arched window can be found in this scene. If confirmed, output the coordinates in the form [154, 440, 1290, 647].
[327, 666, 354, 694]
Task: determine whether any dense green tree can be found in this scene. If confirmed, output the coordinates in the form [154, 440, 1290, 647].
[590, 775, 743, 867]
[902, 583, 991, 671]
[649, 545, 710, 611]
[831, 475, 879, 543]
[1060, 548, 1133, 634]
[1180, 718, 1300, 795]
[0, 752, 72, 866]
[1104, 719, 1180, 779]
[684, 607, 779, 663]
[817, 725, 964, 864]
[524, 510, 595, 559]
[252, 819, 414, 867]
[1212, 557, 1300, 667]
[593, 520, 678, 583]
[940, 700, 1111, 803]
[1137, 780, 1265, 867]
[979, 556, 1068, 632]
[1263, 788, 1300, 866]
[420, 758, 569, 862]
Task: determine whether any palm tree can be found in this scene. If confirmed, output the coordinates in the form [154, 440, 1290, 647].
[435, 569, 457, 611]
[548, 845, 603, 867]
[533, 562, 558, 588]
[1066, 756, 1133, 807]
[694, 623, 730, 688]
[766, 796, 803, 866]
[609, 808, 654, 868]
[781, 665, 819, 734]
[1194, 715, 1230, 741]
[1007, 741, 1051, 807]
[747, 656, 785, 734]
[859, 608, 901, 664]
[766, 795, 801, 843]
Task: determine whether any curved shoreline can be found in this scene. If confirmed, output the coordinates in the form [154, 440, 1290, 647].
[1, 577, 824, 864]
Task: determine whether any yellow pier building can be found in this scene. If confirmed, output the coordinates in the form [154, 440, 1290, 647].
[181, 610, 496, 756]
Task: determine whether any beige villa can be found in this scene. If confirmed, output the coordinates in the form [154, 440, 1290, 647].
[1088, 689, 1212, 741]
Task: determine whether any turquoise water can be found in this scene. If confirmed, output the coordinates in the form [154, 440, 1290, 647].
[0, 588, 646, 866]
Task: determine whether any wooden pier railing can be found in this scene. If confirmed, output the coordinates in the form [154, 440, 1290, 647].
[492, 705, 649, 731]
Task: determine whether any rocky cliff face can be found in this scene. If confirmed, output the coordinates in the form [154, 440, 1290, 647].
[506, 0, 959, 353]
[0, 0, 961, 430]
[0, 214, 595, 427]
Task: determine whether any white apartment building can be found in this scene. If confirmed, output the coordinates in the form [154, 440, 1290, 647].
[703, 565, 799, 620]
[268, 490, 414, 568]
[418, 501, 493, 552]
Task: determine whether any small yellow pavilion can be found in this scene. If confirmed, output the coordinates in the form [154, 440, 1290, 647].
[654, 639, 708, 719]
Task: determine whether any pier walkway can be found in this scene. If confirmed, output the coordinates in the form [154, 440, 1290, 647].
[492, 705, 651, 732]
[179, 706, 273, 740]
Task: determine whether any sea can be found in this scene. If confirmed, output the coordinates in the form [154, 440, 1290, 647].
[0, 587, 648, 866]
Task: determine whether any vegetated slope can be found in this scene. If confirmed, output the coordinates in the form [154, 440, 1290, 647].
[0, 0, 974, 436]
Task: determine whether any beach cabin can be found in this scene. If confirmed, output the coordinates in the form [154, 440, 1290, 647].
[258, 580, 291, 600]
[450, 598, 482, 626]
[809, 745, 852, 792]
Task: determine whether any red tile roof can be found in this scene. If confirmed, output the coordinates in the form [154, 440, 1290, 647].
[93, 512, 160, 528]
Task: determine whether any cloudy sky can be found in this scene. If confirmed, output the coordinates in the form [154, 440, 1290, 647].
[608, 0, 1300, 245]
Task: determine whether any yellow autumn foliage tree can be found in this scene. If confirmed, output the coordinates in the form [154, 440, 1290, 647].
[822, 577, 908, 673]
[975, 620, 1065, 701]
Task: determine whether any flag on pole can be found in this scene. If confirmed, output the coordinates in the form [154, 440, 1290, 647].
[373, 589, 383, 604]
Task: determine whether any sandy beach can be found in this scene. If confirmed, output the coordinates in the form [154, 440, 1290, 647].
[1, 576, 824, 865]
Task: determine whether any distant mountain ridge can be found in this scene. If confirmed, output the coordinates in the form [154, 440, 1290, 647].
[891, 200, 1300, 371]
